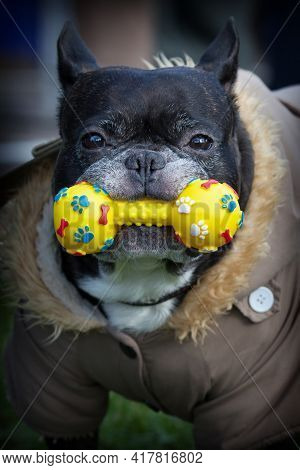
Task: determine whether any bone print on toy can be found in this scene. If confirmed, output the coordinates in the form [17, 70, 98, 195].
[56, 218, 69, 238]
[98, 205, 110, 225]
[220, 229, 232, 243]
[201, 179, 219, 189]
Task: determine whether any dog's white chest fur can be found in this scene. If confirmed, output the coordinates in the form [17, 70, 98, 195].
[78, 258, 195, 334]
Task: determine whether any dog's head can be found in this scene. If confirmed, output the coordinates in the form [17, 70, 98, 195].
[53, 18, 253, 265]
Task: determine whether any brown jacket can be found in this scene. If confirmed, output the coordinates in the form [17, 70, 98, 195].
[1, 68, 300, 449]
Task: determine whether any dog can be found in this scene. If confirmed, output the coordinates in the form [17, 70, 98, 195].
[4, 15, 300, 451]
[53, 17, 253, 336]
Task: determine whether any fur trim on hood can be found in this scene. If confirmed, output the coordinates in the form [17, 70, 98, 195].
[0, 59, 286, 343]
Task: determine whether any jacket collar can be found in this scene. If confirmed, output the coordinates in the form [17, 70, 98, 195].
[0, 69, 286, 344]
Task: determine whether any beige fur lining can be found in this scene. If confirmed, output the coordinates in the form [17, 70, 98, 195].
[0, 59, 286, 343]
[35, 198, 107, 338]
[0, 160, 104, 337]
[167, 89, 285, 342]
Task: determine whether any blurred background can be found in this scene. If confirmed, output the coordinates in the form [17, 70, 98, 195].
[0, 0, 299, 177]
[0, 0, 299, 449]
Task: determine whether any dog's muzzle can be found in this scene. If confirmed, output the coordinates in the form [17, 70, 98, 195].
[124, 150, 166, 181]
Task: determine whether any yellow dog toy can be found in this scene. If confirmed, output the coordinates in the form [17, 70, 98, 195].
[53, 179, 244, 255]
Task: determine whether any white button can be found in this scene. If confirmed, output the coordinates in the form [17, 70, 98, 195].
[248, 287, 274, 313]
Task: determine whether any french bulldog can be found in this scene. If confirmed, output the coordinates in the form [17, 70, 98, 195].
[53, 17, 254, 335]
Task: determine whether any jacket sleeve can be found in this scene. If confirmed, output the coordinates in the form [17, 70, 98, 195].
[3, 308, 109, 440]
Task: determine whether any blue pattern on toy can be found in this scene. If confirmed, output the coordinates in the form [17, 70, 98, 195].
[221, 194, 237, 212]
[100, 238, 114, 251]
[93, 184, 101, 193]
[187, 178, 198, 186]
[71, 195, 90, 214]
[54, 187, 68, 202]
[93, 183, 109, 195]
[238, 211, 244, 228]
[74, 226, 94, 244]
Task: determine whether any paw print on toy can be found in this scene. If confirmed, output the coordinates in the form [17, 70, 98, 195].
[190, 220, 209, 240]
[54, 187, 68, 202]
[176, 196, 195, 214]
[93, 183, 109, 195]
[221, 193, 237, 212]
[93, 184, 101, 193]
[238, 211, 244, 228]
[71, 195, 90, 214]
[100, 237, 114, 251]
[73, 226, 94, 244]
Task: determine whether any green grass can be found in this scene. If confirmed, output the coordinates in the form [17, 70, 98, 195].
[0, 300, 194, 450]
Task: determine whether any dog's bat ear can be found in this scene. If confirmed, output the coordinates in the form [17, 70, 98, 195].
[57, 21, 99, 93]
[196, 17, 239, 91]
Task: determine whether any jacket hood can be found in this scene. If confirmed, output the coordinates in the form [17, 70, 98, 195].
[0, 62, 286, 344]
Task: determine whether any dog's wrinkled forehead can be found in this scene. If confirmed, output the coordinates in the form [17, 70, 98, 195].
[57, 17, 239, 140]
[60, 66, 233, 140]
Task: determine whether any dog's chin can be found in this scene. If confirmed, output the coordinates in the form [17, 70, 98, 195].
[94, 225, 203, 264]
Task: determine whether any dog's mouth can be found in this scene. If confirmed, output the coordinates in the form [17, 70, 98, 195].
[94, 223, 202, 263]
[117, 224, 180, 252]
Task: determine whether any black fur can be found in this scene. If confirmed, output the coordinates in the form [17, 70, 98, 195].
[53, 18, 254, 314]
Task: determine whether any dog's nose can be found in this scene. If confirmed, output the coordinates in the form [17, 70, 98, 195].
[125, 151, 166, 179]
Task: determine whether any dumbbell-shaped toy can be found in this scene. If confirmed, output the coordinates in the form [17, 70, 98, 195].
[53, 178, 244, 256]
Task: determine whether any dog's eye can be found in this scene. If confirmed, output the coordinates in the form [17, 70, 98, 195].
[81, 133, 105, 149]
[189, 134, 213, 150]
